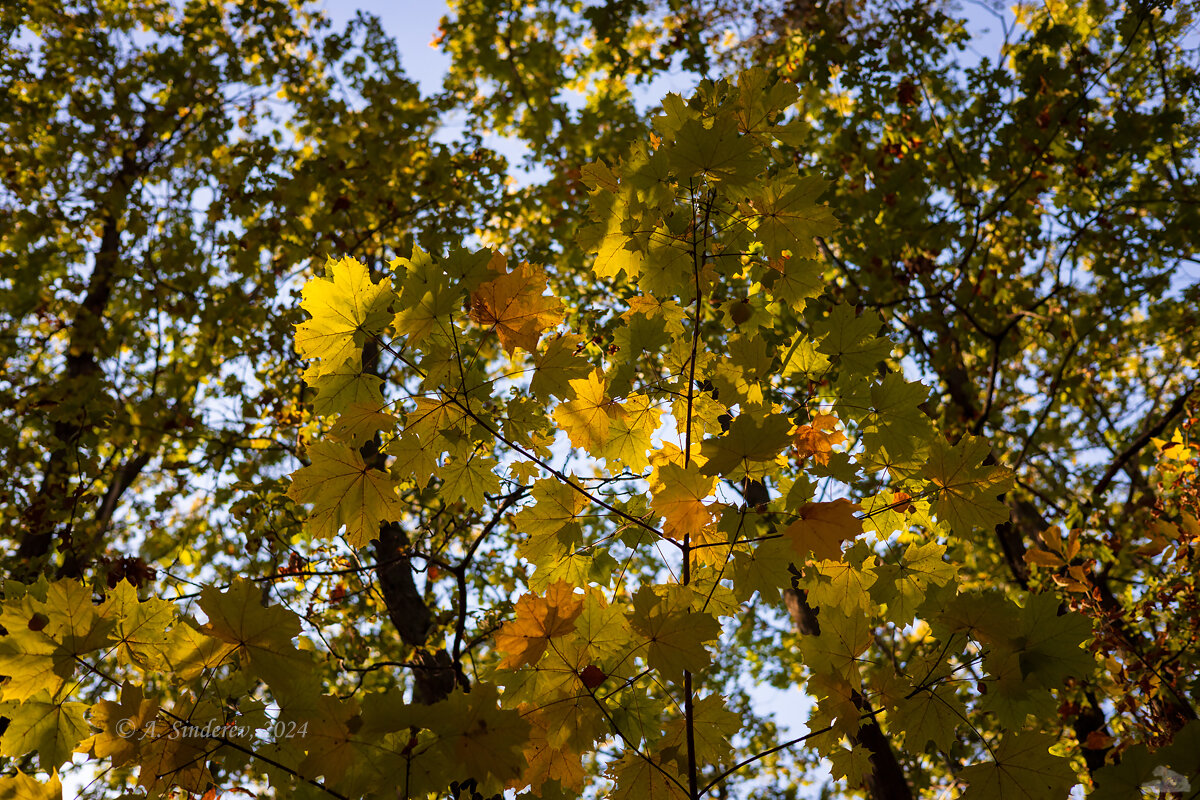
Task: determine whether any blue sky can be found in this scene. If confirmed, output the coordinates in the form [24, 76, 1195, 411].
[323, 1, 452, 95]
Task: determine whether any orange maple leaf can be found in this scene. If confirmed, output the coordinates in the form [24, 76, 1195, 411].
[494, 581, 585, 669]
[793, 412, 846, 466]
[470, 261, 564, 355]
[784, 499, 863, 561]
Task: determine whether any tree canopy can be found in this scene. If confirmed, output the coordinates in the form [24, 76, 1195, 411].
[1, 1, 1197, 799]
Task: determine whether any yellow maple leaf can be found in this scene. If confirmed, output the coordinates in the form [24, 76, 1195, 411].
[286, 441, 404, 547]
[470, 260, 564, 355]
[552, 369, 620, 451]
[603, 393, 662, 472]
[494, 581, 585, 669]
[295, 256, 394, 374]
[784, 499, 863, 561]
[793, 412, 847, 466]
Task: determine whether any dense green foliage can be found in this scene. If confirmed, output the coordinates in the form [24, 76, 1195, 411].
[1, 1, 1197, 799]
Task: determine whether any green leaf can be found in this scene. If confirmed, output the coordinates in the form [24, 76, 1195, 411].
[199, 579, 319, 706]
[0, 579, 113, 703]
[815, 304, 892, 374]
[1091, 720, 1200, 800]
[606, 751, 687, 800]
[895, 684, 967, 752]
[873, 541, 956, 623]
[922, 436, 1014, 533]
[698, 413, 793, 480]
[629, 587, 721, 682]
[742, 175, 839, 260]
[302, 361, 386, 418]
[439, 442, 501, 513]
[662, 694, 740, 766]
[0, 691, 89, 770]
[959, 732, 1077, 800]
[668, 116, 762, 185]
[829, 743, 874, 786]
[798, 608, 871, 689]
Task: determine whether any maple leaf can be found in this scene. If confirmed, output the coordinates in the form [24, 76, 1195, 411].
[287, 440, 404, 547]
[784, 499, 863, 561]
[872, 541, 956, 623]
[84, 582, 231, 691]
[959, 731, 1077, 800]
[603, 393, 662, 472]
[135, 698, 219, 796]
[606, 750, 687, 800]
[470, 260, 564, 355]
[514, 479, 588, 541]
[699, 413, 793, 480]
[0, 579, 114, 703]
[97, 581, 176, 673]
[295, 256, 394, 374]
[815, 304, 892, 374]
[575, 182, 649, 280]
[530, 333, 591, 402]
[808, 553, 878, 612]
[780, 332, 831, 378]
[798, 609, 871, 689]
[922, 435, 1014, 532]
[0, 691, 89, 770]
[0, 770, 62, 799]
[662, 694, 740, 765]
[79, 682, 159, 766]
[860, 374, 933, 465]
[513, 481, 594, 589]
[521, 711, 586, 792]
[494, 582, 585, 669]
[733, 68, 800, 134]
[730, 537, 796, 601]
[670, 116, 761, 184]
[1090, 720, 1200, 800]
[404, 395, 467, 440]
[829, 743, 874, 787]
[328, 401, 398, 448]
[650, 462, 716, 540]
[294, 695, 361, 784]
[198, 579, 319, 706]
[629, 586, 721, 682]
[386, 432, 439, 487]
[896, 683, 967, 752]
[439, 442, 501, 513]
[518, 523, 594, 592]
[302, 361, 385, 418]
[794, 412, 846, 466]
[571, 593, 632, 664]
[438, 686, 530, 783]
[1001, 592, 1095, 689]
[742, 175, 838, 260]
[552, 369, 619, 451]
[391, 245, 465, 342]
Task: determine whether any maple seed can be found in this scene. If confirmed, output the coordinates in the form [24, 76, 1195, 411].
[579, 665, 606, 689]
[27, 612, 49, 632]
